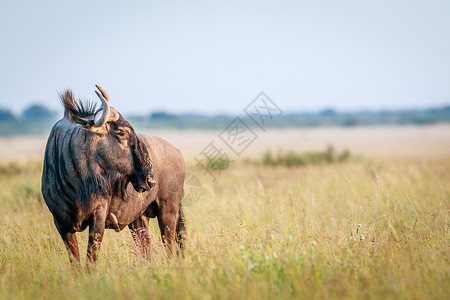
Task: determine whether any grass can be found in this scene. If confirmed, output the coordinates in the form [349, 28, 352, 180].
[0, 156, 449, 299]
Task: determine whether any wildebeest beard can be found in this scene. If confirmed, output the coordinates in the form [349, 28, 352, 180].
[78, 172, 130, 205]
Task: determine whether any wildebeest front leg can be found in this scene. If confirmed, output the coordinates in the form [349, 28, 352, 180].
[87, 205, 107, 263]
[65, 233, 80, 263]
[54, 217, 80, 263]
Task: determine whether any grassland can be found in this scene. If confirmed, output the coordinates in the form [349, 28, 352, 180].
[0, 127, 449, 299]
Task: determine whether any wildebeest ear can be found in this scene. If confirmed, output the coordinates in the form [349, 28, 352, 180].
[107, 108, 120, 123]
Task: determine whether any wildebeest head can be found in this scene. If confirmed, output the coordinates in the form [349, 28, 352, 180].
[62, 85, 156, 193]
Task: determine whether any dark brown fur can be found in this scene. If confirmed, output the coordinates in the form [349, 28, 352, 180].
[42, 89, 186, 263]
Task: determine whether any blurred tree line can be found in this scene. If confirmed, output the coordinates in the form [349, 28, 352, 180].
[132, 106, 450, 131]
[1, 103, 449, 136]
[0, 104, 56, 122]
[0, 104, 57, 135]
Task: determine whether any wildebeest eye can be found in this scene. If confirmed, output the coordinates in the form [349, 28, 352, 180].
[114, 130, 127, 138]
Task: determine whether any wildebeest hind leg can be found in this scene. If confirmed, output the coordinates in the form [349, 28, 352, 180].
[156, 201, 180, 254]
[128, 216, 151, 258]
[54, 217, 80, 263]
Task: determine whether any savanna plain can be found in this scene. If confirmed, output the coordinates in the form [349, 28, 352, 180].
[0, 126, 449, 299]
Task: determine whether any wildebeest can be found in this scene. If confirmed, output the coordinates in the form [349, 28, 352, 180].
[41, 85, 186, 263]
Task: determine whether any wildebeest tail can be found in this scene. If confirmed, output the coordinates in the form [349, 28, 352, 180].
[177, 206, 187, 248]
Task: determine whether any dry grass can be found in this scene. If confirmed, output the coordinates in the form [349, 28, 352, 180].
[0, 153, 449, 299]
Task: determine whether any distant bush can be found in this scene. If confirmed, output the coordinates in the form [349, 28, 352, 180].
[0, 162, 23, 176]
[206, 155, 230, 171]
[0, 108, 16, 122]
[0, 161, 42, 176]
[262, 146, 351, 167]
[343, 116, 360, 127]
[22, 104, 56, 120]
[149, 111, 178, 120]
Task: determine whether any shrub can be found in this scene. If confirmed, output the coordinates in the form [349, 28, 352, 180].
[262, 146, 351, 167]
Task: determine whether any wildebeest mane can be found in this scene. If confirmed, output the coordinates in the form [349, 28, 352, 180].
[132, 136, 153, 171]
[60, 90, 98, 122]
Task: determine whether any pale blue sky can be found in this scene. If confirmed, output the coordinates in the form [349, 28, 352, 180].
[0, 0, 449, 116]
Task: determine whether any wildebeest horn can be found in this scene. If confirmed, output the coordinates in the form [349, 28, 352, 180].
[95, 84, 109, 103]
[94, 85, 111, 127]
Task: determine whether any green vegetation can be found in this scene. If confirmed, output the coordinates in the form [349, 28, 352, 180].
[0, 156, 448, 299]
[261, 146, 351, 167]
